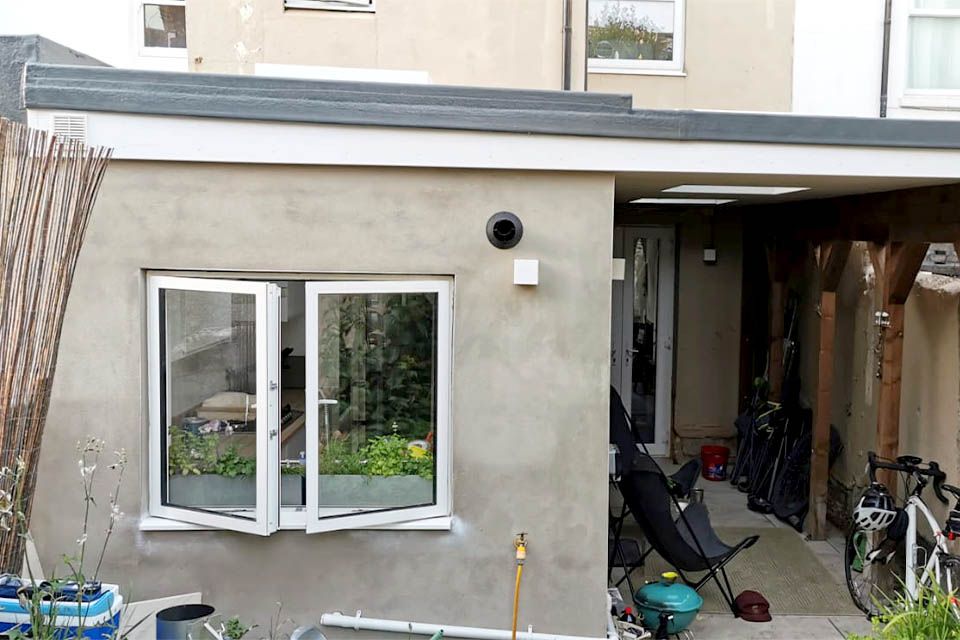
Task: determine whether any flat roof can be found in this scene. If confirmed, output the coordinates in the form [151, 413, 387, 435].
[22, 62, 960, 150]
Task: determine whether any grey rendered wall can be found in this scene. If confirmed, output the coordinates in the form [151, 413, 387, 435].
[31, 163, 615, 636]
[674, 215, 743, 433]
[0, 35, 106, 121]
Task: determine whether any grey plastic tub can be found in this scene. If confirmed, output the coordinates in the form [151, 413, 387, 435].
[156, 604, 215, 640]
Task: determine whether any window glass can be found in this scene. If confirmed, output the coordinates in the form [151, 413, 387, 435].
[315, 292, 438, 510]
[161, 289, 258, 520]
[915, 0, 960, 8]
[908, 16, 960, 89]
[588, 0, 676, 61]
[143, 3, 186, 48]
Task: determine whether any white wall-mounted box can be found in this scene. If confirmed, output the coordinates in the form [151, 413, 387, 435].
[514, 259, 539, 286]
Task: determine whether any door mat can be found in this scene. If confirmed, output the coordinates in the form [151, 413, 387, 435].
[618, 526, 861, 616]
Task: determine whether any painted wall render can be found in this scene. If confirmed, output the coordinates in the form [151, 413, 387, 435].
[186, 0, 589, 91]
[589, 0, 795, 112]
[31, 163, 616, 636]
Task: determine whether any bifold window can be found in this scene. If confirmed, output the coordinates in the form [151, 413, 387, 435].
[284, 0, 375, 11]
[147, 275, 451, 534]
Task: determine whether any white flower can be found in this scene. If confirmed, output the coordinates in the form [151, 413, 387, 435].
[76, 534, 87, 546]
[79, 463, 97, 478]
[0, 491, 13, 515]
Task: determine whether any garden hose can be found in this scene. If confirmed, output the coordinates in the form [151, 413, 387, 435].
[512, 533, 527, 640]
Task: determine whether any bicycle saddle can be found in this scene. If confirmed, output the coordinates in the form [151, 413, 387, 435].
[897, 455, 923, 466]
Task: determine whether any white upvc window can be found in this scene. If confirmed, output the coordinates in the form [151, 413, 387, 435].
[587, 0, 685, 76]
[901, 0, 960, 109]
[138, 0, 187, 58]
[284, 0, 375, 11]
[147, 274, 452, 534]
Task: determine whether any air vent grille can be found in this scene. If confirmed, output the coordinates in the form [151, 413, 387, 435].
[51, 114, 88, 144]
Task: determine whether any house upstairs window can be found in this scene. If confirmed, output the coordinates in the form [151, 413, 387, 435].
[907, 0, 960, 93]
[141, 0, 186, 55]
[588, 0, 685, 75]
[284, 0, 375, 11]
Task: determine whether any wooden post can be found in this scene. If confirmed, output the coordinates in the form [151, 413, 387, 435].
[808, 241, 850, 539]
[874, 242, 928, 490]
[769, 282, 785, 399]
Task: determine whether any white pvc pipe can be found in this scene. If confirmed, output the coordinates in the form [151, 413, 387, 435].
[319, 611, 616, 640]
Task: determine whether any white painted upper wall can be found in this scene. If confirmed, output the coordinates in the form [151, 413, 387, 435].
[793, 0, 960, 120]
[0, 0, 187, 71]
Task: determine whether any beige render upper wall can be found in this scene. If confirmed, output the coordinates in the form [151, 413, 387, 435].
[587, 0, 795, 111]
[186, 0, 587, 90]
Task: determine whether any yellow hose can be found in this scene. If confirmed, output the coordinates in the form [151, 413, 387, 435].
[511, 563, 523, 640]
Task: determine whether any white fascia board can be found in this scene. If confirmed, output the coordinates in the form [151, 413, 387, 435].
[26, 108, 960, 181]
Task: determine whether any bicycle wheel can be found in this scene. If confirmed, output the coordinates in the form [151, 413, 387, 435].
[845, 528, 897, 617]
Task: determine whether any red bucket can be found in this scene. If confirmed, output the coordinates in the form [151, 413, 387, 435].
[701, 445, 729, 481]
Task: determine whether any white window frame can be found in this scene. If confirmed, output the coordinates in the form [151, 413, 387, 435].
[304, 280, 452, 533]
[587, 0, 685, 76]
[147, 276, 281, 535]
[284, 0, 375, 12]
[137, 0, 188, 59]
[146, 274, 452, 534]
[892, 0, 960, 110]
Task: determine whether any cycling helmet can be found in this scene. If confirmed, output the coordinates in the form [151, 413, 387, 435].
[853, 484, 897, 531]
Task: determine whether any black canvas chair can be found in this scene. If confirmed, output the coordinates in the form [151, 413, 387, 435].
[608, 386, 701, 595]
[609, 386, 701, 494]
[618, 452, 759, 616]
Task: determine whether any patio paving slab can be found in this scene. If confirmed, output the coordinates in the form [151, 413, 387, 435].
[688, 613, 873, 639]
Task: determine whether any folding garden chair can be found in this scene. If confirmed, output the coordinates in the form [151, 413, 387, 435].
[608, 386, 701, 595]
[617, 453, 759, 616]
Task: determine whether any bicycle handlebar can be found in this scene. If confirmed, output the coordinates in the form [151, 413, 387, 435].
[867, 451, 949, 504]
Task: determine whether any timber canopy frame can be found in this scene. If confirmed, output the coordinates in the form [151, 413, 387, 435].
[751, 182, 957, 539]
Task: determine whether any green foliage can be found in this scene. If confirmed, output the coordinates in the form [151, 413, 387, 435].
[363, 435, 433, 480]
[847, 577, 960, 640]
[587, 3, 672, 61]
[317, 435, 434, 480]
[167, 427, 256, 477]
[281, 464, 305, 476]
[167, 426, 219, 475]
[324, 293, 436, 441]
[317, 439, 365, 476]
[214, 446, 256, 477]
[222, 616, 255, 640]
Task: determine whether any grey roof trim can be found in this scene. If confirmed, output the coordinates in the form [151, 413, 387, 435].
[23, 63, 960, 150]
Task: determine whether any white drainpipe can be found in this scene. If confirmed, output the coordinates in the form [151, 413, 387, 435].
[320, 611, 619, 640]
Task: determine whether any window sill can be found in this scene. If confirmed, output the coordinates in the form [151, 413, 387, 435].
[899, 93, 960, 111]
[283, 1, 375, 11]
[139, 515, 453, 532]
[139, 47, 188, 59]
[588, 66, 686, 77]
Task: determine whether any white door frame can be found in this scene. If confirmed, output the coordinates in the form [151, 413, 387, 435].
[612, 226, 675, 456]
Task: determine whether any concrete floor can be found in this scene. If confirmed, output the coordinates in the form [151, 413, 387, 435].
[613, 463, 875, 639]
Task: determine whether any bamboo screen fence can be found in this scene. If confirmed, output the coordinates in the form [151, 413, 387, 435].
[0, 117, 112, 573]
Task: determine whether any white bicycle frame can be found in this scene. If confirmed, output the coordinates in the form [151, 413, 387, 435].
[902, 494, 953, 599]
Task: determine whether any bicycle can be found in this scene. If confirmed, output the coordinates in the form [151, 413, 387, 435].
[844, 451, 960, 617]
